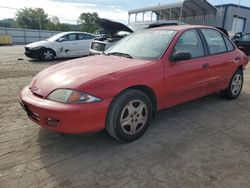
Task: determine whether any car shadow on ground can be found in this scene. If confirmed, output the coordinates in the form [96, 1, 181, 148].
[28, 57, 76, 64]
[35, 91, 250, 186]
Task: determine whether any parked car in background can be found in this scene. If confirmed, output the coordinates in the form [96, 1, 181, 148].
[19, 25, 248, 142]
[90, 19, 185, 54]
[230, 32, 250, 56]
[25, 32, 96, 61]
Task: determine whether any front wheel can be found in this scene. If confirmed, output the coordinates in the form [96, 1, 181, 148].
[41, 49, 55, 61]
[106, 90, 152, 142]
[221, 69, 243, 100]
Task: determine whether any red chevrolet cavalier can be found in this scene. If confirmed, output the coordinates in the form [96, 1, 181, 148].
[19, 25, 249, 142]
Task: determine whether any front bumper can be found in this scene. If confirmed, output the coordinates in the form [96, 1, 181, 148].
[24, 47, 43, 59]
[19, 86, 112, 134]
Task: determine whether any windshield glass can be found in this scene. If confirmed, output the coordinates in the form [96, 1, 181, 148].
[105, 30, 177, 60]
[46, 33, 65, 42]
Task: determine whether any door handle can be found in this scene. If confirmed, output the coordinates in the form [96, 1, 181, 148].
[203, 63, 209, 68]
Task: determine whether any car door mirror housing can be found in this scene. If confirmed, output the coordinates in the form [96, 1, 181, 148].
[171, 51, 192, 62]
[58, 37, 64, 42]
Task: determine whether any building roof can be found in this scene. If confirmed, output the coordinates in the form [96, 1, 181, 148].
[128, 0, 217, 17]
[215, 4, 250, 11]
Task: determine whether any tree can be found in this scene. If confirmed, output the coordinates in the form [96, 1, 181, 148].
[77, 12, 100, 33]
[16, 8, 49, 30]
[47, 16, 70, 31]
[0, 18, 17, 28]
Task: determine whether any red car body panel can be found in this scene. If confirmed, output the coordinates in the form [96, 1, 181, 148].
[20, 25, 249, 133]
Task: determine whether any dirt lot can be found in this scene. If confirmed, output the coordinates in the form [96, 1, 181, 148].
[0, 45, 250, 188]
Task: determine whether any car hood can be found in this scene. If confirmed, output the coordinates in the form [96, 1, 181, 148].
[26, 40, 50, 48]
[96, 18, 133, 33]
[30, 55, 151, 97]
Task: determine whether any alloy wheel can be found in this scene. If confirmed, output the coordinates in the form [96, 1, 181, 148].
[231, 73, 242, 96]
[120, 99, 148, 135]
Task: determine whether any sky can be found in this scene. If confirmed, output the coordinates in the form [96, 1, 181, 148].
[0, 0, 249, 24]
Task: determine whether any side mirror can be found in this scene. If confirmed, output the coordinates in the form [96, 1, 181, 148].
[58, 37, 64, 42]
[171, 51, 191, 62]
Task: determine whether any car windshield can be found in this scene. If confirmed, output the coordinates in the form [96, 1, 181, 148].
[105, 30, 177, 60]
[46, 33, 65, 42]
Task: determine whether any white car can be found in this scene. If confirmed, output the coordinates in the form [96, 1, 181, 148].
[25, 32, 96, 61]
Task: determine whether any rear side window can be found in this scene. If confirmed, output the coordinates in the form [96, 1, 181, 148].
[174, 29, 205, 58]
[201, 29, 227, 55]
[78, 34, 95, 40]
[223, 36, 235, 51]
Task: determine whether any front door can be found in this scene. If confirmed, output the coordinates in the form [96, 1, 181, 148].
[60, 33, 79, 57]
[164, 29, 210, 107]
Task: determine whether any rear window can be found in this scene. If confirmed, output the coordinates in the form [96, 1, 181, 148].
[223, 36, 235, 52]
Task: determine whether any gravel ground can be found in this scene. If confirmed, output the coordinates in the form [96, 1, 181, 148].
[0, 45, 250, 188]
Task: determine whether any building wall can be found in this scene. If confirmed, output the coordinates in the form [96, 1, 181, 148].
[158, 14, 217, 26]
[0, 27, 60, 44]
[155, 4, 250, 33]
[215, 5, 250, 33]
[225, 6, 250, 32]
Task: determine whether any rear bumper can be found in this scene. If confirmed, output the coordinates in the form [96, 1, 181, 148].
[19, 86, 112, 134]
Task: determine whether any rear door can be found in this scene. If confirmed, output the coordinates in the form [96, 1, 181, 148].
[199, 28, 240, 93]
[164, 29, 210, 107]
[77, 33, 95, 56]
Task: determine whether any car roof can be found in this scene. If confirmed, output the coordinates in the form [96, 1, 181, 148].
[151, 25, 216, 32]
[59, 31, 95, 35]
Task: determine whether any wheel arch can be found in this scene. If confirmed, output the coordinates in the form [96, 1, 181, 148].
[237, 64, 243, 72]
[46, 48, 57, 57]
[109, 85, 157, 117]
[41, 47, 57, 58]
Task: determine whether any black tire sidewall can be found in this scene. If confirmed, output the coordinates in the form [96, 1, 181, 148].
[228, 70, 243, 99]
[107, 90, 152, 142]
[41, 49, 55, 61]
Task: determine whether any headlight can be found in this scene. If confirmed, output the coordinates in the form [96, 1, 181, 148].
[29, 46, 43, 50]
[47, 89, 101, 104]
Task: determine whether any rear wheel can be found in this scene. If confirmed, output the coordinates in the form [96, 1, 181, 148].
[41, 49, 55, 61]
[106, 89, 152, 142]
[221, 69, 243, 100]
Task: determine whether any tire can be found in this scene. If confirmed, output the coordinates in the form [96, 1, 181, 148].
[106, 89, 152, 142]
[221, 69, 243, 100]
[41, 49, 55, 61]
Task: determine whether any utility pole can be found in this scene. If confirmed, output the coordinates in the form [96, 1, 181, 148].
[38, 17, 42, 30]
[234, 0, 241, 32]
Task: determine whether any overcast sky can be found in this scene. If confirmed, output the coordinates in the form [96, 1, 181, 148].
[0, 0, 249, 24]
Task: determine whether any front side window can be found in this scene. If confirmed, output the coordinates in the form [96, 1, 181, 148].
[63, 34, 78, 41]
[174, 29, 205, 58]
[105, 30, 177, 60]
[201, 29, 227, 55]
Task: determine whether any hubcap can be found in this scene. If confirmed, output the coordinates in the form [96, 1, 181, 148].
[231, 74, 242, 95]
[44, 50, 53, 60]
[120, 100, 148, 135]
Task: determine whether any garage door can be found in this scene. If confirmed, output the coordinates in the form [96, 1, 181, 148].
[232, 17, 245, 32]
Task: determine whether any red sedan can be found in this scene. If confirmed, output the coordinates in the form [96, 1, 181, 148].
[19, 25, 249, 142]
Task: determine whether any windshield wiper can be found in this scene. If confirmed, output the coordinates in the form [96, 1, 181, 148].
[107, 52, 133, 59]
